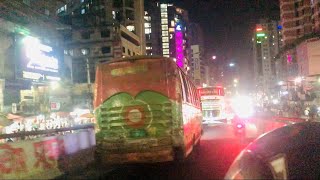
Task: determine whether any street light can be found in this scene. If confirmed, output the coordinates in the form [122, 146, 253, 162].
[294, 77, 302, 83]
[233, 79, 238, 83]
[81, 48, 90, 84]
[229, 63, 235, 67]
[278, 81, 284, 86]
[212, 55, 216, 60]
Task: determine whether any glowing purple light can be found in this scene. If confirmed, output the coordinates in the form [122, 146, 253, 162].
[287, 54, 292, 63]
[175, 30, 184, 68]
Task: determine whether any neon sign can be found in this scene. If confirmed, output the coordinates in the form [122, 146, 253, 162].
[287, 54, 292, 63]
[175, 24, 184, 68]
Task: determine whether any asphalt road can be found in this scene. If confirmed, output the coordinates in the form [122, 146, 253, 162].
[60, 115, 272, 180]
[102, 122, 261, 180]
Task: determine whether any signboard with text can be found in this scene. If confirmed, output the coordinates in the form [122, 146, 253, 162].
[198, 87, 224, 96]
[16, 35, 60, 82]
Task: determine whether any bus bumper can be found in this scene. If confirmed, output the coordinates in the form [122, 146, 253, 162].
[203, 117, 228, 125]
[100, 149, 173, 164]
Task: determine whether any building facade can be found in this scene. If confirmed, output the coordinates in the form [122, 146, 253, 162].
[189, 23, 207, 87]
[145, 2, 190, 72]
[59, 0, 145, 83]
[253, 19, 282, 96]
[279, 0, 320, 84]
[280, 0, 313, 46]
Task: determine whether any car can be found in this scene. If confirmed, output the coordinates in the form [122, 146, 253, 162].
[225, 122, 320, 179]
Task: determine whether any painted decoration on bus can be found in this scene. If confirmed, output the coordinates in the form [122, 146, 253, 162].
[96, 91, 173, 139]
[94, 59, 180, 140]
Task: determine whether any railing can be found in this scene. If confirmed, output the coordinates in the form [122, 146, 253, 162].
[0, 123, 95, 141]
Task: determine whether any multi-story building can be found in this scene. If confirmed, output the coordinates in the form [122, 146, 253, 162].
[280, 0, 313, 46]
[58, 0, 145, 83]
[279, 0, 320, 93]
[189, 23, 207, 87]
[253, 19, 282, 96]
[145, 2, 190, 72]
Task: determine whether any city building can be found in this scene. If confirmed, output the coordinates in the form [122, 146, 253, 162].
[278, 0, 320, 94]
[280, 0, 313, 46]
[189, 23, 207, 87]
[145, 2, 190, 72]
[252, 19, 282, 96]
[58, 0, 145, 83]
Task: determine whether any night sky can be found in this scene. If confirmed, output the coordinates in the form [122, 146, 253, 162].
[171, 0, 280, 89]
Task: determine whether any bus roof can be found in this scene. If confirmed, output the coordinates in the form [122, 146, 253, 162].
[103, 55, 172, 64]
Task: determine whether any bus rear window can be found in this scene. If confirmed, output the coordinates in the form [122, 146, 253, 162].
[111, 64, 148, 76]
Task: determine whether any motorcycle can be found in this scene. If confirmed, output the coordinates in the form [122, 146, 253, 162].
[232, 116, 246, 136]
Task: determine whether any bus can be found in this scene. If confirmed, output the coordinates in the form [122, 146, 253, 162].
[198, 86, 227, 124]
[94, 56, 202, 164]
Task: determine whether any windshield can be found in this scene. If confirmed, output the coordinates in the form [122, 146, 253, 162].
[1, 0, 318, 179]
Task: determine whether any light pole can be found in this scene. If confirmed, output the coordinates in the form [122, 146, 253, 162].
[81, 48, 90, 84]
[81, 48, 92, 110]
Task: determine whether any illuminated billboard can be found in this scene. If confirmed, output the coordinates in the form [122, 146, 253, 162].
[16, 36, 60, 81]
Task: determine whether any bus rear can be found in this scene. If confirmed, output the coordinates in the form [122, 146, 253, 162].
[198, 86, 227, 124]
[94, 56, 181, 164]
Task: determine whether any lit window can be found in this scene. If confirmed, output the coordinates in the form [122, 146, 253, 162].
[144, 23, 151, 28]
[171, 20, 175, 27]
[161, 19, 168, 24]
[162, 31, 168, 36]
[112, 11, 116, 19]
[161, 25, 168, 30]
[163, 49, 169, 54]
[126, 25, 135, 32]
[145, 28, 151, 34]
[144, 16, 151, 21]
[163, 42, 169, 47]
[81, 9, 85, 14]
[161, 13, 168, 18]
[162, 37, 169, 42]
[160, 7, 167, 13]
[160, 4, 168, 8]
[162, 44, 169, 49]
